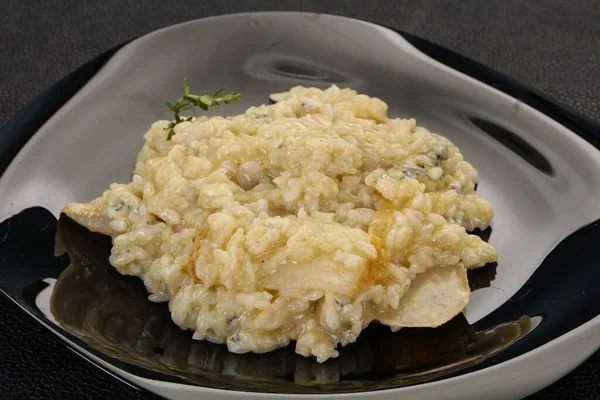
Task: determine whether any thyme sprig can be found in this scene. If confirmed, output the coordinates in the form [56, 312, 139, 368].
[162, 78, 241, 140]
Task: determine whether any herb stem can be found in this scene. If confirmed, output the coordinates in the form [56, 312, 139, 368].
[162, 79, 240, 140]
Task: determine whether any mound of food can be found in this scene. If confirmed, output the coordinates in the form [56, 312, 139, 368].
[64, 85, 496, 362]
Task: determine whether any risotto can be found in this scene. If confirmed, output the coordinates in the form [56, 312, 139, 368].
[64, 85, 497, 362]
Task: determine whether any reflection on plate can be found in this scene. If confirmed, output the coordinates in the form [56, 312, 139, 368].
[49, 213, 531, 394]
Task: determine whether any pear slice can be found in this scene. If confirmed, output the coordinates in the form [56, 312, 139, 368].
[378, 264, 470, 328]
[63, 203, 116, 236]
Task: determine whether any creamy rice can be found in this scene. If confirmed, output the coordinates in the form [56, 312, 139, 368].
[65, 85, 497, 362]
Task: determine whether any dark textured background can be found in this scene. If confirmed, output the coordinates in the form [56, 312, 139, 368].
[0, 1, 599, 399]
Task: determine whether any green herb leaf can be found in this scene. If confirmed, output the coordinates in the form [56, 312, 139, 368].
[164, 100, 175, 110]
[183, 78, 190, 96]
[199, 95, 213, 106]
[167, 127, 176, 141]
[162, 79, 241, 140]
